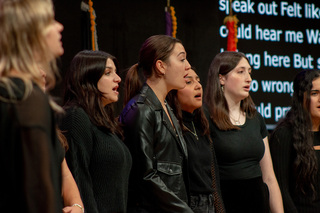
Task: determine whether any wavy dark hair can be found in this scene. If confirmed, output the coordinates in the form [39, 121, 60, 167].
[167, 67, 210, 137]
[204, 51, 256, 130]
[123, 35, 182, 105]
[272, 69, 320, 197]
[63, 50, 123, 137]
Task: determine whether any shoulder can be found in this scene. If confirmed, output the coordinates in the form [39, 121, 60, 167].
[60, 106, 92, 129]
[1, 81, 52, 128]
[0, 77, 26, 99]
[120, 97, 156, 126]
[246, 111, 268, 137]
[269, 125, 294, 154]
[120, 87, 160, 122]
[65, 106, 88, 118]
[270, 124, 292, 141]
[248, 111, 266, 129]
[253, 111, 265, 124]
[269, 123, 293, 146]
[59, 106, 97, 145]
[19, 84, 52, 122]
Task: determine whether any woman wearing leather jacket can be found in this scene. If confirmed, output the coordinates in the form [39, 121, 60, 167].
[120, 35, 193, 213]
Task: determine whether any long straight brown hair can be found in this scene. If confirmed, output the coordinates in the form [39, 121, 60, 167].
[204, 51, 256, 130]
[63, 50, 123, 137]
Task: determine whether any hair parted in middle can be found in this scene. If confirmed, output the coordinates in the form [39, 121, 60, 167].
[204, 51, 256, 130]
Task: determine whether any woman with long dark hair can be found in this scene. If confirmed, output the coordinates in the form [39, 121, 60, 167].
[59, 50, 132, 213]
[270, 69, 320, 212]
[204, 51, 283, 213]
[120, 35, 193, 212]
[167, 67, 226, 213]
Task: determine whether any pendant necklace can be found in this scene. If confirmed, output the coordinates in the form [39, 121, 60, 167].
[230, 111, 241, 125]
[184, 121, 198, 140]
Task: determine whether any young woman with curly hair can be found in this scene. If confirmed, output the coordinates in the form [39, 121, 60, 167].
[270, 69, 320, 212]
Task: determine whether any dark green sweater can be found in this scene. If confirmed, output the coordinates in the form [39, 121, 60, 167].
[59, 106, 132, 213]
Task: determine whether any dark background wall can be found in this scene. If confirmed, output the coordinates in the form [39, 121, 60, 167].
[53, 0, 320, 128]
[53, 0, 221, 113]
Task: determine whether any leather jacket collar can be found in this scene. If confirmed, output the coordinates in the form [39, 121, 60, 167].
[139, 83, 188, 158]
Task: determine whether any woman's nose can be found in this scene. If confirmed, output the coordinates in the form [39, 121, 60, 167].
[115, 73, 121, 83]
[195, 81, 202, 90]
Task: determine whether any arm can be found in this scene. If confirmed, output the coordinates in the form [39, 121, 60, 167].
[13, 86, 62, 213]
[269, 128, 299, 213]
[60, 108, 98, 213]
[122, 105, 192, 212]
[61, 158, 84, 213]
[21, 128, 57, 213]
[260, 136, 284, 213]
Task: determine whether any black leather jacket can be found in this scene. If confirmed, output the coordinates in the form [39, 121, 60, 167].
[120, 84, 193, 213]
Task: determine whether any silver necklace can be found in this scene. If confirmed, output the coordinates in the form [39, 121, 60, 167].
[230, 112, 241, 125]
[184, 121, 198, 140]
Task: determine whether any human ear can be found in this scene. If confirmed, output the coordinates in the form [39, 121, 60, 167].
[219, 74, 225, 86]
[155, 60, 166, 75]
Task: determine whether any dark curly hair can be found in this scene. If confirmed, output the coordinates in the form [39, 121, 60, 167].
[272, 69, 320, 197]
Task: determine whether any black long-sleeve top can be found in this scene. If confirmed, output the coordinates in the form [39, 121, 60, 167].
[270, 125, 320, 213]
[182, 111, 216, 194]
[182, 111, 225, 212]
[0, 78, 63, 213]
[59, 106, 132, 213]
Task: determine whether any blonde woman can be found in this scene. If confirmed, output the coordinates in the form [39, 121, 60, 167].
[0, 0, 82, 212]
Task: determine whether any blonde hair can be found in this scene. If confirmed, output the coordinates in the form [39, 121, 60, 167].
[0, 0, 58, 101]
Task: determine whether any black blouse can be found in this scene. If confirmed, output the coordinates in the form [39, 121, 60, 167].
[182, 110, 213, 194]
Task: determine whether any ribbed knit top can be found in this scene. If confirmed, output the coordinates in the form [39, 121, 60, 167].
[270, 125, 320, 213]
[59, 106, 132, 213]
